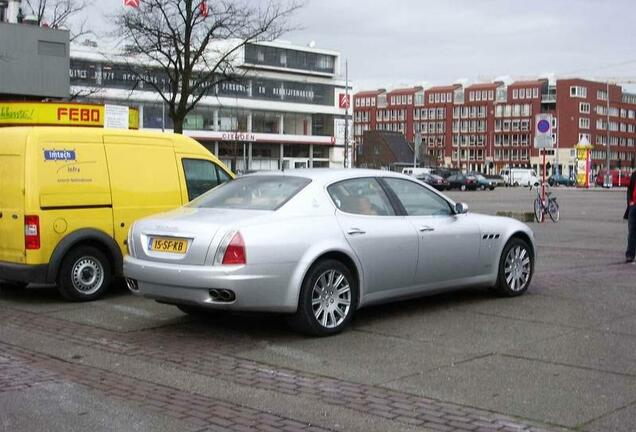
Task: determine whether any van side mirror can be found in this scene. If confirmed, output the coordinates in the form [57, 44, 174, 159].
[455, 202, 468, 214]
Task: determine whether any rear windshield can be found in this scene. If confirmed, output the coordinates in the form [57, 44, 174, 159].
[188, 175, 311, 210]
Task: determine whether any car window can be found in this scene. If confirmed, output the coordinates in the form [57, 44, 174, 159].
[383, 178, 453, 216]
[190, 175, 310, 210]
[182, 159, 227, 201]
[328, 178, 396, 216]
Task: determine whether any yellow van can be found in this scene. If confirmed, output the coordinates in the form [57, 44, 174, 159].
[0, 127, 233, 301]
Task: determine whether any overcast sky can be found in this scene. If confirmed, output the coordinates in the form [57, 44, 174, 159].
[80, 0, 636, 91]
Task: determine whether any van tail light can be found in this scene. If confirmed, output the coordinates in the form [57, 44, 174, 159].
[214, 231, 246, 265]
[25, 215, 40, 250]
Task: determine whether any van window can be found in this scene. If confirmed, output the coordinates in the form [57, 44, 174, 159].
[182, 159, 226, 201]
[217, 166, 231, 184]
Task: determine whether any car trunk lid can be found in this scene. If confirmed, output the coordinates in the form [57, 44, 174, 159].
[131, 207, 271, 265]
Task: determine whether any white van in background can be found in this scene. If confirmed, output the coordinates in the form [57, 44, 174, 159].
[402, 167, 431, 177]
[499, 168, 539, 186]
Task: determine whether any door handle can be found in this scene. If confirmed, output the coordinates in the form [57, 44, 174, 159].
[418, 225, 435, 232]
[347, 228, 366, 236]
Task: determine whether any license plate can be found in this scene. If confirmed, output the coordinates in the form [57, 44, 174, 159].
[149, 237, 188, 254]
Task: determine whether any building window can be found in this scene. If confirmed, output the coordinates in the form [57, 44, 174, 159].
[579, 117, 590, 129]
[532, 88, 539, 98]
[570, 86, 587, 98]
[488, 90, 494, 100]
[597, 90, 608, 101]
[519, 89, 525, 99]
[579, 102, 590, 113]
[512, 89, 518, 99]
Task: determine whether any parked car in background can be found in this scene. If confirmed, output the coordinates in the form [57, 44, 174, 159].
[484, 174, 506, 187]
[499, 168, 539, 186]
[447, 174, 478, 191]
[548, 173, 576, 187]
[431, 167, 461, 179]
[595, 169, 632, 187]
[416, 173, 449, 190]
[124, 169, 535, 336]
[474, 174, 497, 190]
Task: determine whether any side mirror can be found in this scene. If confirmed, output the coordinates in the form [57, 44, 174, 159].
[455, 202, 468, 214]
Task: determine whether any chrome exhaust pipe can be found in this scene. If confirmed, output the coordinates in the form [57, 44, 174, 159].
[208, 289, 235, 302]
[218, 289, 235, 302]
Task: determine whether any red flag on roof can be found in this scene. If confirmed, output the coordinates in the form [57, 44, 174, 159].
[199, 1, 209, 17]
[124, 0, 140, 7]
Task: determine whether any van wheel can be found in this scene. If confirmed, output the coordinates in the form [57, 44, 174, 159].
[57, 246, 112, 302]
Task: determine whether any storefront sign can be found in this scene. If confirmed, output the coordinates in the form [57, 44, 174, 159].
[0, 102, 139, 129]
[221, 132, 256, 142]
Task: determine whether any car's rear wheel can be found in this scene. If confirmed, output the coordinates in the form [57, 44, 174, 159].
[57, 245, 112, 302]
[290, 259, 357, 336]
[460, 184, 467, 191]
[492, 238, 533, 297]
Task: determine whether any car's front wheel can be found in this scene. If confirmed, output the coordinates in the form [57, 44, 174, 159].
[290, 259, 357, 336]
[492, 238, 533, 297]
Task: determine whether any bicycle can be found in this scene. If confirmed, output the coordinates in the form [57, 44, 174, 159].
[531, 181, 559, 223]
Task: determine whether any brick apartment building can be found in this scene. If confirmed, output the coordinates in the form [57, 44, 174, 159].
[354, 78, 636, 175]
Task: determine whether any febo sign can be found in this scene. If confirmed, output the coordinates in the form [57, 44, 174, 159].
[338, 94, 350, 109]
[57, 106, 101, 124]
[534, 114, 554, 149]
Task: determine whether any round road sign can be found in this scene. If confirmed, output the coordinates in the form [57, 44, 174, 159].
[537, 119, 551, 133]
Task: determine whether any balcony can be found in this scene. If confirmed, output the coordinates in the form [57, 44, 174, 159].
[541, 93, 557, 104]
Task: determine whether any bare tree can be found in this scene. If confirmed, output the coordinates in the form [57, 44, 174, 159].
[114, 0, 301, 134]
[23, 0, 93, 41]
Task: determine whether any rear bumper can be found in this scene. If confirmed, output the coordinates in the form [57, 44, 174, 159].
[123, 256, 299, 313]
[0, 261, 48, 284]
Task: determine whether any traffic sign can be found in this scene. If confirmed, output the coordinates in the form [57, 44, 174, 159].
[339, 94, 350, 109]
[534, 114, 554, 149]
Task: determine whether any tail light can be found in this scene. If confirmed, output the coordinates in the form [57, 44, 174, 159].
[215, 231, 246, 265]
[25, 215, 40, 250]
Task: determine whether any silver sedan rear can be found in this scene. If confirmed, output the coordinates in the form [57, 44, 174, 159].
[124, 169, 535, 336]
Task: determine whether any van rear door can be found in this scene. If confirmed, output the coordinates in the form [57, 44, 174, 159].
[104, 134, 183, 253]
[0, 133, 25, 264]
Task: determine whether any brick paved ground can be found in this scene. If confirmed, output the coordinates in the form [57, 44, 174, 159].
[0, 307, 557, 432]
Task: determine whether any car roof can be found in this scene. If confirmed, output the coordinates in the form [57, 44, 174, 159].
[242, 168, 415, 185]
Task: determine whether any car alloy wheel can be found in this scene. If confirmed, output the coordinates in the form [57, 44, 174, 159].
[493, 238, 533, 297]
[290, 259, 357, 336]
[311, 269, 351, 329]
[504, 246, 531, 292]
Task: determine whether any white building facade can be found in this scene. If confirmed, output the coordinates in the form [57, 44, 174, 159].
[70, 40, 350, 172]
